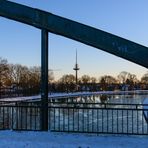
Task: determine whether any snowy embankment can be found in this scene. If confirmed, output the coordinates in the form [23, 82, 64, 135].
[0, 131, 148, 148]
[1, 90, 148, 102]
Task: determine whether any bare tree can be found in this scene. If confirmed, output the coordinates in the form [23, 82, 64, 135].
[99, 75, 117, 91]
[58, 74, 75, 92]
[80, 75, 91, 84]
[29, 66, 40, 87]
[141, 72, 148, 84]
[90, 77, 97, 83]
[126, 73, 138, 84]
[117, 71, 129, 84]
[8, 64, 29, 86]
[100, 75, 117, 84]
[0, 57, 9, 87]
[59, 74, 75, 84]
[48, 69, 54, 83]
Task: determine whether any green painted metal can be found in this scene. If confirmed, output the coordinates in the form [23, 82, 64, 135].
[41, 29, 48, 131]
[0, 0, 148, 68]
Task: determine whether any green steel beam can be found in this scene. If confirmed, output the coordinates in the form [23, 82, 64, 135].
[41, 29, 48, 131]
[0, 0, 148, 68]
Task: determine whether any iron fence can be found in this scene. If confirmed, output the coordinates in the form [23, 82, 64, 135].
[0, 103, 41, 131]
[0, 101, 148, 135]
[50, 105, 148, 135]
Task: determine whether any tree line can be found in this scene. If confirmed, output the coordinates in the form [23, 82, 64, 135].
[1, 57, 148, 95]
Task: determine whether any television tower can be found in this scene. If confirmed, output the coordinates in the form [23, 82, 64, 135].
[73, 50, 80, 86]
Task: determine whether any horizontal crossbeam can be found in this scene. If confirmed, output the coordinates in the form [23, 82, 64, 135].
[0, 0, 148, 68]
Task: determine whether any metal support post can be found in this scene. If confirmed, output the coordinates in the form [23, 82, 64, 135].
[41, 29, 48, 131]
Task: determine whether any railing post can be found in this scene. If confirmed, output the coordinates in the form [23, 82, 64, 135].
[41, 29, 48, 131]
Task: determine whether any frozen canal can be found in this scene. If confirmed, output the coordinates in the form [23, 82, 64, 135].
[0, 91, 148, 135]
[49, 92, 148, 135]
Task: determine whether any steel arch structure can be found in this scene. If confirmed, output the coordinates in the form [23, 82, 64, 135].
[0, 0, 148, 130]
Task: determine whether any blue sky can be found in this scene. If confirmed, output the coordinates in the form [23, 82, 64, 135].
[1, 0, 148, 80]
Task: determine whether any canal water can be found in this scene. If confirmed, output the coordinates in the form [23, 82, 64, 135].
[50, 92, 148, 134]
[1, 92, 148, 134]
[104, 93, 148, 104]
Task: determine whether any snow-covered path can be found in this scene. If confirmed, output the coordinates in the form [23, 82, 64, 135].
[0, 131, 148, 148]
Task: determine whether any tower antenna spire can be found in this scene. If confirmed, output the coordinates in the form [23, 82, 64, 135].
[73, 49, 80, 91]
[76, 49, 78, 64]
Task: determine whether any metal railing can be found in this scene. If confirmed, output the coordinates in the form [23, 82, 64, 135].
[0, 100, 148, 135]
[50, 104, 148, 135]
[0, 103, 41, 131]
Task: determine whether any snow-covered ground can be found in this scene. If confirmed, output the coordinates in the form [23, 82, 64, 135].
[0, 131, 148, 148]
